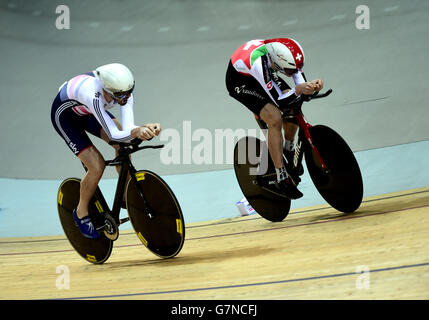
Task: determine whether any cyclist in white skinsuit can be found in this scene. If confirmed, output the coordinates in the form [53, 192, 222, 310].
[226, 38, 324, 199]
[51, 63, 161, 239]
[56, 70, 138, 145]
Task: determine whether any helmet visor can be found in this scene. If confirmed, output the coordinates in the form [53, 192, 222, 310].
[271, 59, 299, 75]
[283, 68, 298, 76]
[112, 83, 135, 99]
[106, 82, 135, 100]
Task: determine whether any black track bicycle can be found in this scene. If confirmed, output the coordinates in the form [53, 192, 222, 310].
[233, 89, 363, 222]
[57, 139, 185, 264]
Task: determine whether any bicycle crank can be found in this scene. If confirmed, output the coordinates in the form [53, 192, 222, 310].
[96, 213, 119, 241]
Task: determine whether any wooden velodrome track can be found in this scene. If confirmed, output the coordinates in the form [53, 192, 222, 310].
[1, 187, 428, 300]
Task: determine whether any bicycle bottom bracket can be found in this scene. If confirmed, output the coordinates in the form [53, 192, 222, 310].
[101, 213, 119, 241]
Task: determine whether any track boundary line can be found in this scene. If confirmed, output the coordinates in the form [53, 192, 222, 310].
[57, 261, 429, 300]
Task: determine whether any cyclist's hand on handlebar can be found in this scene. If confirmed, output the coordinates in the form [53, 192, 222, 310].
[132, 126, 156, 140]
[145, 123, 162, 136]
[296, 79, 324, 96]
[309, 79, 324, 91]
[296, 82, 315, 95]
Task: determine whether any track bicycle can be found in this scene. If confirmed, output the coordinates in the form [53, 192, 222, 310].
[57, 139, 185, 264]
[233, 89, 363, 222]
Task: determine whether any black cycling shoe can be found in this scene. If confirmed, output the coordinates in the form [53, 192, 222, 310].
[284, 149, 304, 176]
[275, 178, 303, 200]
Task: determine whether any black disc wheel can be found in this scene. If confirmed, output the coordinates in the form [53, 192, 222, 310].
[233, 136, 291, 222]
[57, 178, 113, 264]
[304, 125, 363, 213]
[126, 170, 185, 258]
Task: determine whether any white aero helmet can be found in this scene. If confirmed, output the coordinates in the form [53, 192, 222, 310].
[95, 63, 135, 98]
[265, 38, 305, 74]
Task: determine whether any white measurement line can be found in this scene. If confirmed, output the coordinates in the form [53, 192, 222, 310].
[384, 5, 399, 12]
[158, 27, 170, 32]
[282, 20, 297, 26]
[331, 14, 347, 20]
[196, 26, 209, 32]
[121, 25, 134, 32]
[238, 25, 251, 30]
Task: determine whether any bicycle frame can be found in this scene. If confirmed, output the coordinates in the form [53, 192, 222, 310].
[106, 153, 132, 224]
[84, 141, 164, 225]
[291, 113, 328, 173]
[254, 89, 333, 181]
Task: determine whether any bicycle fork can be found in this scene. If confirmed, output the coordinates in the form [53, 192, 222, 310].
[128, 166, 155, 219]
[295, 114, 329, 173]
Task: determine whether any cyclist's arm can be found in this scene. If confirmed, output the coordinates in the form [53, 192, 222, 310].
[250, 56, 300, 108]
[279, 70, 320, 96]
[93, 102, 134, 142]
[78, 83, 134, 142]
[292, 71, 306, 85]
[294, 71, 324, 94]
[119, 94, 139, 133]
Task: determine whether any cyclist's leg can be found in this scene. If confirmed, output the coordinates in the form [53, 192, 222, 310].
[275, 77, 298, 148]
[282, 116, 303, 176]
[99, 118, 124, 175]
[282, 113, 299, 150]
[259, 103, 284, 170]
[85, 113, 124, 175]
[76, 146, 105, 218]
[226, 63, 301, 198]
[260, 106, 301, 198]
[89, 115, 131, 205]
[226, 61, 285, 174]
[51, 99, 106, 219]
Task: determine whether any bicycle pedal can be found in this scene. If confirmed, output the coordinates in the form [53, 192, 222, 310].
[285, 167, 301, 185]
[290, 175, 301, 186]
